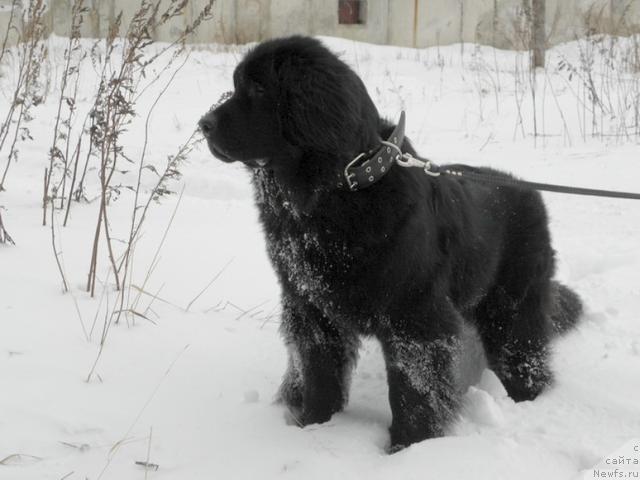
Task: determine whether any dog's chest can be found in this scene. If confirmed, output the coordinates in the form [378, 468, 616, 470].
[253, 171, 383, 327]
[266, 224, 353, 310]
[264, 218, 392, 335]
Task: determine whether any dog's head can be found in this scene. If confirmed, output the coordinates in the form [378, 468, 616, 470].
[199, 36, 380, 171]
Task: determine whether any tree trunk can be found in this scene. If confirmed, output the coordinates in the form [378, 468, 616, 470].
[532, 0, 546, 68]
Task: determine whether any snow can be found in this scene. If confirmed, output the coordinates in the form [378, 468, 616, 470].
[1, 34, 640, 479]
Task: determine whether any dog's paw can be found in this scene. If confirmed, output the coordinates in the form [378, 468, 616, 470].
[386, 442, 408, 454]
[276, 376, 303, 409]
[282, 404, 335, 428]
[282, 404, 305, 426]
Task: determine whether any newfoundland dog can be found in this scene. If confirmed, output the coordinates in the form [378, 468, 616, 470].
[199, 36, 582, 451]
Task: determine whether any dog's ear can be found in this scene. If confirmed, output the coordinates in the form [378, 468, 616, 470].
[275, 54, 378, 155]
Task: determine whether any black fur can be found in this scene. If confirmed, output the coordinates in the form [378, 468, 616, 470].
[199, 36, 583, 451]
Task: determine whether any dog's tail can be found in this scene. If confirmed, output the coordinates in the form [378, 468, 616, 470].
[550, 281, 583, 335]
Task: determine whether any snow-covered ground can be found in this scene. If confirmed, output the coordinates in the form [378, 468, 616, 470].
[1, 35, 640, 480]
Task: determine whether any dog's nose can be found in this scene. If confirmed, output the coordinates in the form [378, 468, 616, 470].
[199, 114, 217, 138]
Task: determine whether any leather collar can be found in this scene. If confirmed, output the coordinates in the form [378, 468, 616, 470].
[338, 111, 405, 191]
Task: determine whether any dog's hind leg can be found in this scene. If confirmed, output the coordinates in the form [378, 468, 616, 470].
[475, 276, 556, 402]
[379, 298, 463, 451]
[277, 293, 360, 426]
[550, 281, 583, 335]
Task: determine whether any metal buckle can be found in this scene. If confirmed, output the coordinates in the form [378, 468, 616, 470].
[344, 152, 365, 190]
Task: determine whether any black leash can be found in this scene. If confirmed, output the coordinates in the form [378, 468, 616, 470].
[343, 111, 640, 200]
[410, 159, 640, 200]
[448, 169, 640, 200]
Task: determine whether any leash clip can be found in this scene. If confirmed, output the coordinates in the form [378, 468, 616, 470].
[396, 151, 441, 177]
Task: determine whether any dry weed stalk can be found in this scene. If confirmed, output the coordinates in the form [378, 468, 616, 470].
[0, 0, 19, 67]
[83, 0, 213, 383]
[114, 124, 200, 325]
[44, 0, 88, 227]
[93, 345, 189, 479]
[84, 0, 214, 297]
[0, 0, 47, 191]
[0, 0, 20, 241]
[86, 130, 197, 382]
[495, 1, 640, 143]
[45, 0, 88, 291]
[0, 208, 15, 245]
[557, 30, 640, 142]
[50, 197, 69, 291]
[0, 0, 46, 244]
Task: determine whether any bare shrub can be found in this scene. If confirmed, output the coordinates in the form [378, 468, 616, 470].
[79, 0, 214, 381]
[0, 0, 20, 241]
[44, 0, 88, 227]
[557, 30, 640, 141]
[82, 0, 214, 297]
[45, 0, 88, 291]
[0, 0, 48, 191]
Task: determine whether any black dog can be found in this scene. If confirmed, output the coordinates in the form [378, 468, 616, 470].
[199, 36, 582, 451]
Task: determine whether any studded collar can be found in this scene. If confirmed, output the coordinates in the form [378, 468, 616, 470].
[338, 112, 406, 191]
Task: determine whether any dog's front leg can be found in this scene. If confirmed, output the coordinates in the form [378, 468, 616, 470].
[277, 294, 360, 426]
[380, 300, 463, 452]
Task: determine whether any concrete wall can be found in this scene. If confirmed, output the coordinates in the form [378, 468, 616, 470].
[2, 0, 640, 51]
